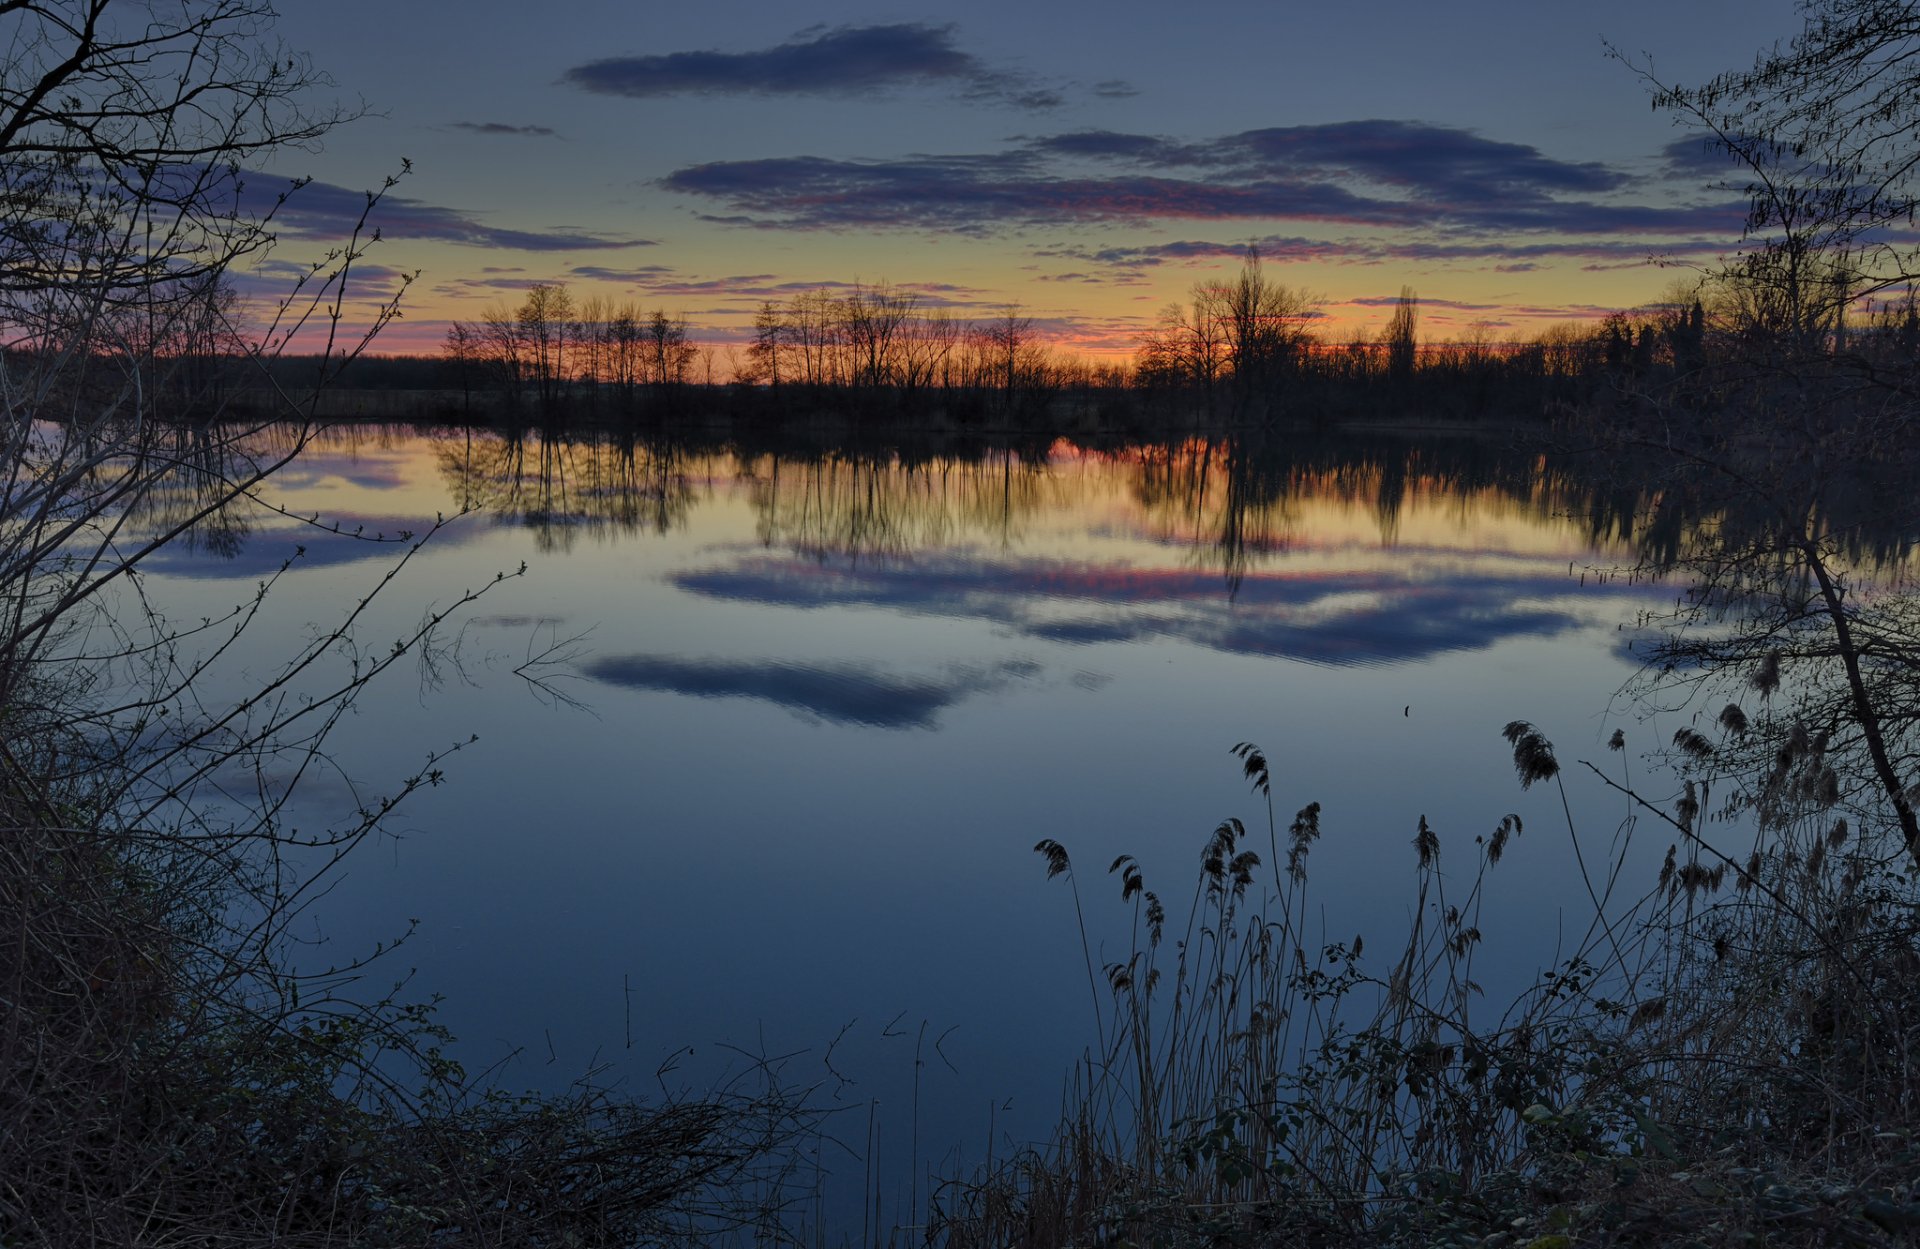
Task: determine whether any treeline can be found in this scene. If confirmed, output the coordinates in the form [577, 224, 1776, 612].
[1136, 246, 1920, 425]
[156, 245, 1920, 432]
[435, 281, 1127, 422]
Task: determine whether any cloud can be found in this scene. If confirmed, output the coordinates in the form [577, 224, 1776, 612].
[564, 23, 1060, 110]
[1660, 134, 1749, 180]
[579, 653, 1042, 728]
[1036, 233, 1729, 272]
[1230, 121, 1625, 197]
[449, 121, 560, 138]
[1346, 294, 1502, 311]
[1027, 121, 1625, 197]
[547, 266, 994, 307]
[229, 259, 411, 305]
[666, 552, 1648, 668]
[245, 174, 653, 252]
[1025, 130, 1201, 165]
[662, 155, 1428, 234]
[662, 122, 1747, 239]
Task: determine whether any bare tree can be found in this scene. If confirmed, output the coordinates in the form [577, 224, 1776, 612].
[748, 299, 787, 388]
[478, 300, 526, 403]
[443, 319, 479, 412]
[979, 306, 1036, 408]
[1626, 1, 1920, 355]
[1384, 286, 1419, 384]
[517, 281, 574, 410]
[1220, 246, 1317, 418]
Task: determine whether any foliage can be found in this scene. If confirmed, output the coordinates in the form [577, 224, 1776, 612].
[936, 713, 1920, 1248]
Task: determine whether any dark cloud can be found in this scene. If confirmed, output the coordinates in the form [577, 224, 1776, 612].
[668, 552, 1649, 669]
[1020, 121, 1625, 199]
[251, 259, 410, 287]
[450, 121, 561, 138]
[433, 275, 552, 296]
[550, 266, 990, 306]
[1347, 294, 1502, 311]
[662, 155, 1426, 234]
[1025, 130, 1200, 165]
[564, 23, 1060, 110]
[229, 259, 411, 305]
[563, 264, 682, 282]
[580, 654, 1042, 728]
[662, 121, 1746, 238]
[245, 174, 653, 252]
[1229, 121, 1625, 197]
[1092, 80, 1138, 99]
[1037, 233, 1728, 271]
[1660, 134, 1749, 180]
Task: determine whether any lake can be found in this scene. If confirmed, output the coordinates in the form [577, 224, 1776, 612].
[134, 419, 1683, 1227]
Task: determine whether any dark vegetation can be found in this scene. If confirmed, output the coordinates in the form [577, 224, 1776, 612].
[12, 0, 1920, 1247]
[203, 235, 1920, 435]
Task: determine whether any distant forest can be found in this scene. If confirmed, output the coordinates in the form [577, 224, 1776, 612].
[125, 245, 1920, 427]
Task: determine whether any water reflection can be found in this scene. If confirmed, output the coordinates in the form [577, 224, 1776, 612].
[121, 417, 1730, 1233]
[141, 423, 1672, 584]
[582, 654, 1043, 728]
[432, 426, 703, 548]
[132, 421, 1920, 605]
[138, 422, 1710, 666]
[672, 552, 1602, 666]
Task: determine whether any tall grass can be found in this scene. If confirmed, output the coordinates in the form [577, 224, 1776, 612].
[935, 724, 1920, 1248]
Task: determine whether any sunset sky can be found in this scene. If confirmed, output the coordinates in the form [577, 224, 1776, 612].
[257, 0, 1807, 359]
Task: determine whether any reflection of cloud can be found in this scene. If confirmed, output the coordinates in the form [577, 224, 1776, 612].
[470, 614, 570, 629]
[581, 654, 1041, 728]
[269, 450, 412, 491]
[140, 512, 477, 579]
[565, 23, 1061, 109]
[670, 554, 1640, 668]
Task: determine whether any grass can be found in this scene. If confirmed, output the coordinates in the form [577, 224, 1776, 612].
[932, 723, 1920, 1248]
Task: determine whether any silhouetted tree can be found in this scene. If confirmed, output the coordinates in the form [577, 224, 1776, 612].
[443, 320, 479, 412]
[1221, 246, 1318, 419]
[749, 300, 786, 388]
[517, 282, 573, 410]
[1384, 287, 1419, 385]
[980, 307, 1036, 408]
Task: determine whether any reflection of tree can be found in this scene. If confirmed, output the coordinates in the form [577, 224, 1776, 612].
[429, 427, 704, 552]
[1123, 434, 1665, 596]
[741, 447, 1061, 560]
[124, 421, 1856, 602]
[105, 421, 299, 559]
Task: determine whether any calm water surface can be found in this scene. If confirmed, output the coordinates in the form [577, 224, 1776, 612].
[140, 424, 1678, 1210]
